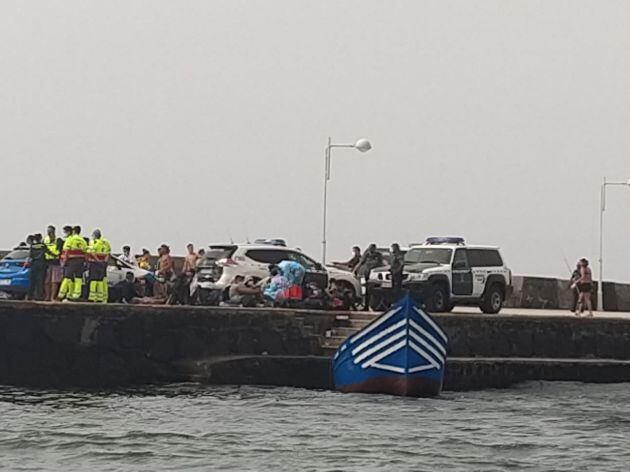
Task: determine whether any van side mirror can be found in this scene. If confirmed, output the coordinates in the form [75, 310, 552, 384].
[453, 261, 466, 270]
[314, 263, 324, 271]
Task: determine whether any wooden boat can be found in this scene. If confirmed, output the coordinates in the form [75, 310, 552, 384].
[332, 295, 448, 397]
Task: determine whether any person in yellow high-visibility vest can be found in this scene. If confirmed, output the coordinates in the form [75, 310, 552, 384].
[87, 229, 111, 303]
[43, 225, 64, 301]
[58, 226, 88, 301]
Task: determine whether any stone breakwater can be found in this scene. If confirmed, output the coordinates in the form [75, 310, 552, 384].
[1, 301, 630, 391]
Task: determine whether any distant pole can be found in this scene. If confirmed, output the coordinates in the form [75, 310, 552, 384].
[598, 177, 630, 311]
[321, 137, 372, 264]
[322, 137, 331, 264]
[597, 177, 606, 311]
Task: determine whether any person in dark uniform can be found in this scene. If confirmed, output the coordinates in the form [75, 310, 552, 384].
[27, 234, 47, 301]
[390, 243, 405, 293]
[355, 243, 384, 310]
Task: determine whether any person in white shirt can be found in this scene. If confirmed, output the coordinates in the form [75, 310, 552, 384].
[120, 245, 137, 265]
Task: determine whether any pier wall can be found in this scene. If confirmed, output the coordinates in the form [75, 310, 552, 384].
[1, 301, 630, 389]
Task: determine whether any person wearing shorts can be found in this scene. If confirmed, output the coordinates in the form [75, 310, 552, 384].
[572, 258, 593, 317]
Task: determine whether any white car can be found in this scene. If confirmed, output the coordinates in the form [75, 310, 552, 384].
[106, 254, 152, 286]
[195, 243, 362, 301]
[368, 237, 512, 313]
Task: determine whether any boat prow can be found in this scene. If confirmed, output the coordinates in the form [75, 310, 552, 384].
[332, 295, 448, 397]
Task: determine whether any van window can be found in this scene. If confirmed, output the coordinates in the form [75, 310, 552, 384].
[467, 249, 503, 267]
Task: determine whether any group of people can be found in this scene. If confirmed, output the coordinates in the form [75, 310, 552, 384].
[218, 262, 354, 310]
[332, 243, 405, 308]
[24, 225, 111, 303]
[570, 258, 594, 317]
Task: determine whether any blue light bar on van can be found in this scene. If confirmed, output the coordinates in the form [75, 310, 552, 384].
[425, 237, 465, 245]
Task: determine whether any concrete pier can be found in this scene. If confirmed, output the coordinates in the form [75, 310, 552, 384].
[1, 300, 630, 391]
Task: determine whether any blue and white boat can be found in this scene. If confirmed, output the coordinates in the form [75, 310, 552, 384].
[332, 295, 448, 397]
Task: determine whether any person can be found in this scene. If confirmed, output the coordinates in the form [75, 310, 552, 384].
[153, 245, 174, 298]
[198, 248, 206, 258]
[182, 243, 199, 274]
[43, 225, 64, 301]
[390, 243, 405, 292]
[354, 244, 384, 310]
[331, 246, 361, 272]
[157, 245, 174, 280]
[572, 258, 593, 317]
[570, 262, 582, 314]
[137, 249, 152, 270]
[113, 271, 139, 303]
[58, 226, 88, 301]
[87, 229, 111, 303]
[227, 275, 261, 306]
[119, 246, 136, 265]
[26, 234, 47, 301]
[263, 266, 289, 303]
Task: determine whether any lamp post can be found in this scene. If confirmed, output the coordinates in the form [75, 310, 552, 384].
[598, 177, 630, 311]
[322, 137, 372, 264]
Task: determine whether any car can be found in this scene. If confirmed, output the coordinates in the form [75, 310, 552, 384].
[194, 243, 363, 303]
[106, 254, 154, 286]
[367, 237, 512, 314]
[0, 247, 31, 297]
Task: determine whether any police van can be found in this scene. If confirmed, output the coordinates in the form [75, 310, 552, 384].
[367, 237, 512, 313]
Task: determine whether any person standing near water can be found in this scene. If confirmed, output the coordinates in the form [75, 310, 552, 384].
[572, 258, 593, 317]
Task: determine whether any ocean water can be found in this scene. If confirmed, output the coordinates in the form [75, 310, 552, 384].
[0, 382, 628, 472]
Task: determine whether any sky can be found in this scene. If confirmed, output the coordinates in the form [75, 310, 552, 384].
[1, 1, 629, 281]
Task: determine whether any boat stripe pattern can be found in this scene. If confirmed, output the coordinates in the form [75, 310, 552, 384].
[346, 303, 448, 374]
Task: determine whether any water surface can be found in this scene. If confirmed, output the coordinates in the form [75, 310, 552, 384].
[0, 382, 628, 471]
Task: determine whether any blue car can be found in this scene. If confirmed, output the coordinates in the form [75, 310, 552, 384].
[0, 247, 31, 298]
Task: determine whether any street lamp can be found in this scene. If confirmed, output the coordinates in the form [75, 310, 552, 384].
[598, 176, 630, 311]
[322, 137, 372, 264]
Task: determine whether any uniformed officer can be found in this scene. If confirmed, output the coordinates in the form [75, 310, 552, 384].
[87, 229, 111, 303]
[58, 226, 87, 301]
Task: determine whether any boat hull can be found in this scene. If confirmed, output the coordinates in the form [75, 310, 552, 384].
[332, 295, 448, 398]
[337, 375, 442, 397]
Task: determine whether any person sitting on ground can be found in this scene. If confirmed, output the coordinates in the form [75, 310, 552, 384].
[263, 266, 289, 303]
[327, 279, 352, 310]
[227, 275, 261, 306]
[301, 281, 328, 309]
[114, 271, 139, 304]
[119, 246, 137, 265]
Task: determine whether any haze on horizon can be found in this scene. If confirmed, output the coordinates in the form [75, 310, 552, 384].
[1, 1, 629, 281]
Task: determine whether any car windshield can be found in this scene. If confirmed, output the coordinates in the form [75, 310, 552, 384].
[404, 248, 452, 265]
[3, 249, 29, 260]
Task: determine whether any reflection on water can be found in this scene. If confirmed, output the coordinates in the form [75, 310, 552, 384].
[0, 382, 629, 471]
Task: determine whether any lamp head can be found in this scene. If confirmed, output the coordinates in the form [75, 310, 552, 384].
[354, 138, 372, 153]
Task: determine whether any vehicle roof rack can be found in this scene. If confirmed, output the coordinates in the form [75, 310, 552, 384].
[252, 238, 287, 247]
[425, 237, 466, 246]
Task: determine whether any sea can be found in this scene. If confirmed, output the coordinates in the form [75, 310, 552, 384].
[0, 382, 628, 472]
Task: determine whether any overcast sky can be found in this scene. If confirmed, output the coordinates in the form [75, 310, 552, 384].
[2, 1, 629, 281]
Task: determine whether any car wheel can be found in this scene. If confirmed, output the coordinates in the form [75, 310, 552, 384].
[480, 284, 504, 314]
[428, 284, 449, 312]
